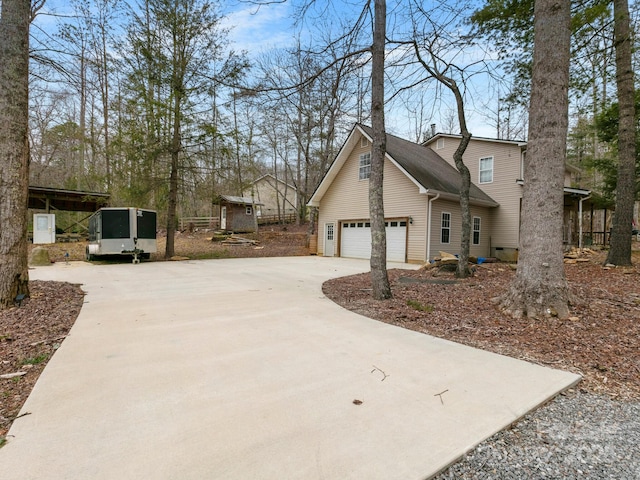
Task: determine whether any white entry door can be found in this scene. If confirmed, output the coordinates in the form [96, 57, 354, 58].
[220, 206, 227, 230]
[324, 223, 335, 257]
[33, 214, 56, 244]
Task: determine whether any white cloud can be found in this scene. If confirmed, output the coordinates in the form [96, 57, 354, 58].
[222, 3, 296, 55]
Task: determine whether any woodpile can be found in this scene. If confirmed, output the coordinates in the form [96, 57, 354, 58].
[220, 235, 260, 246]
[421, 251, 497, 271]
[563, 247, 596, 264]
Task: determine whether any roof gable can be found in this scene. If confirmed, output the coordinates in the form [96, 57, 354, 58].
[359, 125, 497, 206]
[308, 124, 498, 207]
[252, 174, 297, 191]
[219, 195, 264, 206]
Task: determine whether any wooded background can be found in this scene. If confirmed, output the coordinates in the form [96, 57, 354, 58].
[25, 0, 639, 230]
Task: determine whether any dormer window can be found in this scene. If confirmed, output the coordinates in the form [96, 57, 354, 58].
[436, 138, 445, 149]
[359, 152, 371, 180]
[361, 137, 369, 147]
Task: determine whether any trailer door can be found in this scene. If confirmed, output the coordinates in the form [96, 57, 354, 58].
[101, 209, 130, 238]
[136, 210, 156, 239]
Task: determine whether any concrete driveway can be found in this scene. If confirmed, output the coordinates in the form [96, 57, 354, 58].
[1, 257, 580, 479]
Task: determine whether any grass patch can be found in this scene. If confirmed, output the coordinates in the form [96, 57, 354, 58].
[189, 249, 232, 260]
[20, 353, 49, 366]
[406, 299, 434, 313]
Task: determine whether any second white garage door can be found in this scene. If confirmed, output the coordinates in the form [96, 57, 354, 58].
[340, 220, 407, 262]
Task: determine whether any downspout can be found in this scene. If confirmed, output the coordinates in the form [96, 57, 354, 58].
[579, 194, 591, 251]
[426, 193, 440, 262]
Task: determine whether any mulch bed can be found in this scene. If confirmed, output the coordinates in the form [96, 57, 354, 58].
[323, 257, 640, 400]
[1, 281, 85, 439]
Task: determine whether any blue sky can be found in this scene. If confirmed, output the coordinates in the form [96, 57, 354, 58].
[221, 1, 297, 55]
[33, 0, 502, 140]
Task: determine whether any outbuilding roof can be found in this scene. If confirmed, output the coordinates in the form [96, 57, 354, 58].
[219, 195, 264, 206]
[28, 186, 110, 212]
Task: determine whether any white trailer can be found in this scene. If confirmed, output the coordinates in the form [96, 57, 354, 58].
[86, 207, 157, 263]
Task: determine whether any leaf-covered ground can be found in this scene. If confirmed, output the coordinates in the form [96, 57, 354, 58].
[323, 251, 640, 400]
[1, 281, 85, 440]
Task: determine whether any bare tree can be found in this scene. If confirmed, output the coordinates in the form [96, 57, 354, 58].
[405, 39, 476, 277]
[369, 0, 391, 299]
[605, 0, 635, 266]
[393, 0, 490, 278]
[497, 0, 572, 319]
[0, 0, 39, 309]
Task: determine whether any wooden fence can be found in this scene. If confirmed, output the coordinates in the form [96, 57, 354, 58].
[257, 213, 297, 225]
[179, 213, 297, 231]
[179, 217, 219, 231]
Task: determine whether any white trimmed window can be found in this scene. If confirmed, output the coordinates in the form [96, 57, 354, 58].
[479, 156, 494, 184]
[245, 206, 253, 215]
[473, 216, 481, 245]
[436, 137, 445, 149]
[441, 212, 451, 244]
[361, 136, 369, 147]
[326, 223, 334, 241]
[359, 152, 371, 180]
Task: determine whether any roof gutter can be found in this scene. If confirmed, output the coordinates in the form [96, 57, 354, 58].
[426, 193, 440, 262]
[421, 189, 498, 208]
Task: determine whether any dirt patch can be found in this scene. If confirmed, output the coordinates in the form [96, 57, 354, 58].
[28, 223, 311, 263]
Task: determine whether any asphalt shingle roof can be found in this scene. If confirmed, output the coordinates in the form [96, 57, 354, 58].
[358, 124, 497, 205]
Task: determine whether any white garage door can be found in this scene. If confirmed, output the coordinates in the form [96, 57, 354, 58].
[341, 220, 407, 262]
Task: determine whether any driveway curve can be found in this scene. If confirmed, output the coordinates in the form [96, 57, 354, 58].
[1, 257, 579, 479]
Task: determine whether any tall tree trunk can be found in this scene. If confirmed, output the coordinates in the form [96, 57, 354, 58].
[0, 0, 31, 309]
[369, 0, 392, 300]
[101, 26, 112, 191]
[450, 84, 472, 278]
[452, 129, 472, 278]
[233, 93, 243, 195]
[606, 0, 635, 266]
[79, 45, 87, 190]
[408, 40, 474, 277]
[165, 87, 181, 259]
[496, 0, 572, 319]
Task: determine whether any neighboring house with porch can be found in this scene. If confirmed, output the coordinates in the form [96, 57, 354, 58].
[307, 124, 590, 264]
[244, 174, 297, 222]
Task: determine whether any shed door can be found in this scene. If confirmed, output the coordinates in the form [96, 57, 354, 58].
[341, 220, 407, 262]
[221, 206, 227, 230]
[33, 214, 56, 244]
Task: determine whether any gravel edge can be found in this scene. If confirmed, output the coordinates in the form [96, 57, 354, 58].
[433, 390, 640, 479]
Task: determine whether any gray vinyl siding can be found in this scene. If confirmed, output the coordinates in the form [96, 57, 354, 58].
[430, 137, 522, 249]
